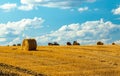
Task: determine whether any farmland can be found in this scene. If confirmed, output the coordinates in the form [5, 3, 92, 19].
[0, 45, 120, 76]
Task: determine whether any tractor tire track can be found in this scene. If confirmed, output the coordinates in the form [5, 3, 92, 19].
[0, 70, 19, 76]
[0, 63, 46, 76]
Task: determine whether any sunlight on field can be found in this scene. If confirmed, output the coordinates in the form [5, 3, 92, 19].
[0, 45, 120, 76]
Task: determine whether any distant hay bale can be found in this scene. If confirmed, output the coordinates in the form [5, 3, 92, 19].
[22, 39, 37, 51]
[97, 41, 104, 45]
[13, 44, 16, 46]
[48, 43, 53, 46]
[66, 42, 72, 45]
[17, 44, 21, 46]
[48, 42, 59, 46]
[73, 41, 80, 45]
[53, 42, 59, 46]
[112, 42, 115, 45]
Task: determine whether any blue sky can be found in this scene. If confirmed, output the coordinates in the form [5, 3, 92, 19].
[0, 0, 120, 45]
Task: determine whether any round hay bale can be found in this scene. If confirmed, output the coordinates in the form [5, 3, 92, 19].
[17, 44, 21, 46]
[48, 43, 53, 46]
[53, 42, 59, 46]
[13, 44, 16, 46]
[112, 42, 115, 45]
[22, 39, 37, 51]
[97, 41, 104, 45]
[66, 42, 72, 45]
[73, 41, 80, 45]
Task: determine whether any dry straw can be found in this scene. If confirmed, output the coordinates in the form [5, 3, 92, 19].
[22, 39, 37, 51]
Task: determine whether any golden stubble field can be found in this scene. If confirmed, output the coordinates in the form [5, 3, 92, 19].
[0, 45, 120, 76]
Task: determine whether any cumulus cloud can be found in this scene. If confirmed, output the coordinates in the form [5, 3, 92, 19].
[8, 37, 21, 45]
[18, 4, 34, 11]
[0, 3, 17, 11]
[0, 17, 44, 45]
[36, 19, 120, 45]
[18, 0, 96, 11]
[78, 7, 88, 12]
[2, 18, 120, 46]
[0, 38, 6, 42]
[114, 40, 120, 44]
[112, 6, 120, 15]
[0, 0, 96, 11]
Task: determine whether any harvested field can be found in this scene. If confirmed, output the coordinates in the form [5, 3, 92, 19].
[0, 45, 120, 76]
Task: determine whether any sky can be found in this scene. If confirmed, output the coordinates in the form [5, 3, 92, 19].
[0, 0, 120, 45]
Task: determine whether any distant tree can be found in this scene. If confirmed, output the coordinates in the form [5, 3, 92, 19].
[73, 41, 80, 45]
[67, 42, 72, 45]
[97, 41, 104, 45]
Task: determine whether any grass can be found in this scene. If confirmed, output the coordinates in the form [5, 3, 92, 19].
[0, 45, 120, 76]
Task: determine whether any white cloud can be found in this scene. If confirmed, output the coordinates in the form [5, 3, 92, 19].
[8, 37, 21, 45]
[114, 40, 120, 44]
[0, 0, 96, 11]
[0, 3, 17, 11]
[58, 23, 80, 31]
[0, 38, 6, 42]
[36, 19, 120, 45]
[2, 17, 120, 45]
[18, 4, 34, 11]
[0, 17, 44, 45]
[2, 18, 120, 45]
[78, 7, 88, 12]
[20, 0, 45, 4]
[18, 0, 96, 11]
[112, 6, 120, 15]
[41, 1, 71, 9]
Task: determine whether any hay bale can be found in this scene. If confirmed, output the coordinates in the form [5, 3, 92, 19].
[53, 42, 59, 46]
[17, 44, 21, 46]
[97, 41, 104, 45]
[67, 42, 72, 45]
[73, 41, 80, 45]
[48, 43, 53, 46]
[48, 42, 59, 46]
[22, 39, 37, 51]
[112, 42, 115, 45]
[13, 44, 16, 46]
